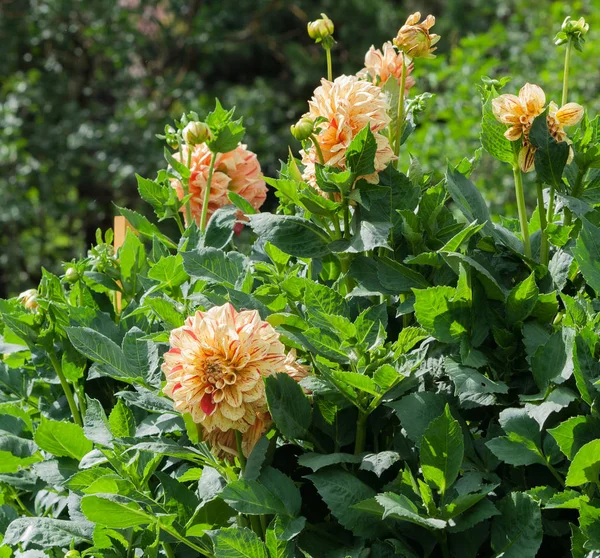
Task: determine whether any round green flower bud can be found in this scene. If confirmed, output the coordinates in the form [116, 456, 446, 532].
[183, 121, 211, 146]
[65, 551, 81, 558]
[165, 125, 180, 149]
[307, 13, 334, 42]
[290, 117, 314, 141]
[562, 16, 589, 36]
[65, 267, 79, 283]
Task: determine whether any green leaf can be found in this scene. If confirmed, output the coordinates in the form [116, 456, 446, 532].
[444, 357, 508, 408]
[345, 124, 377, 177]
[480, 89, 514, 164]
[108, 400, 136, 438]
[363, 492, 446, 530]
[204, 205, 239, 249]
[529, 109, 570, 188]
[506, 272, 538, 325]
[573, 217, 600, 295]
[3, 518, 93, 548]
[377, 256, 430, 291]
[81, 493, 155, 528]
[420, 404, 464, 495]
[440, 220, 486, 252]
[387, 392, 447, 447]
[249, 214, 331, 258]
[549, 414, 600, 460]
[265, 516, 302, 558]
[413, 286, 469, 343]
[84, 397, 113, 446]
[148, 254, 188, 288]
[183, 247, 248, 287]
[265, 373, 311, 440]
[117, 206, 177, 250]
[531, 327, 574, 391]
[298, 452, 362, 472]
[67, 327, 139, 383]
[34, 418, 92, 460]
[491, 493, 542, 558]
[566, 440, 600, 487]
[573, 334, 600, 406]
[359, 452, 401, 477]
[205, 100, 246, 154]
[307, 469, 383, 537]
[136, 174, 169, 209]
[209, 527, 268, 558]
[228, 191, 258, 215]
[221, 467, 300, 517]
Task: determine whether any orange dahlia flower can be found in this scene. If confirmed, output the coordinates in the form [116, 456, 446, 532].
[300, 75, 394, 188]
[171, 143, 267, 226]
[162, 303, 288, 433]
[492, 84, 583, 172]
[358, 42, 416, 93]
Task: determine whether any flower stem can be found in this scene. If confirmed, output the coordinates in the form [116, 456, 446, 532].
[199, 151, 218, 232]
[325, 46, 332, 81]
[162, 543, 176, 558]
[183, 148, 194, 227]
[394, 52, 407, 158]
[235, 430, 247, 472]
[546, 183, 555, 230]
[158, 522, 212, 557]
[512, 164, 531, 258]
[536, 181, 549, 265]
[48, 352, 83, 427]
[562, 38, 572, 106]
[310, 134, 325, 165]
[354, 410, 368, 455]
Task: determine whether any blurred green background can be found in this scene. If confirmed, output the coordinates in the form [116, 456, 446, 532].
[2, 0, 599, 297]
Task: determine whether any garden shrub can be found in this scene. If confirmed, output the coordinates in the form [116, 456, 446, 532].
[1, 10, 600, 558]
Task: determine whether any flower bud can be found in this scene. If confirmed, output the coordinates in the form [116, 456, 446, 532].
[555, 16, 589, 48]
[165, 125, 179, 149]
[18, 289, 39, 311]
[290, 117, 314, 141]
[65, 552, 81, 558]
[394, 12, 440, 59]
[65, 267, 79, 283]
[307, 13, 334, 43]
[183, 121, 211, 146]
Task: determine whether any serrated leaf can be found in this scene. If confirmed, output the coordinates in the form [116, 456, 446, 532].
[506, 272, 538, 325]
[209, 527, 268, 558]
[34, 419, 92, 460]
[491, 493, 542, 558]
[566, 439, 600, 487]
[265, 373, 311, 440]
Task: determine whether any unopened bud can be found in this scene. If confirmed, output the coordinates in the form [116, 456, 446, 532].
[65, 267, 79, 283]
[183, 121, 211, 146]
[18, 289, 39, 311]
[65, 552, 81, 558]
[165, 125, 179, 149]
[290, 117, 314, 141]
[555, 16, 589, 48]
[307, 13, 334, 43]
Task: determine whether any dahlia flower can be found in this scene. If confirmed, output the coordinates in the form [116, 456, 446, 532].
[201, 411, 272, 461]
[171, 143, 267, 226]
[394, 12, 440, 59]
[300, 75, 394, 188]
[358, 42, 416, 93]
[492, 84, 583, 172]
[162, 303, 288, 433]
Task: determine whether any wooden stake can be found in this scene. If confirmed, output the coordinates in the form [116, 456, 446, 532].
[113, 216, 133, 312]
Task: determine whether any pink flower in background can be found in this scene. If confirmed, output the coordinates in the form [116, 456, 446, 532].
[299, 75, 394, 188]
[358, 42, 416, 93]
[171, 143, 266, 227]
[162, 303, 288, 433]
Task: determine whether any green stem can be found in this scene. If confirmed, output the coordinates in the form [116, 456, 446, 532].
[343, 201, 351, 239]
[394, 52, 407, 158]
[235, 430, 247, 472]
[325, 47, 332, 81]
[562, 38, 572, 106]
[162, 542, 176, 558]
[546, 461, 566, 487]
[546, 183, 555, 229]
[354, 411, 368, 455]
[199, 151, 218, 232]
[437, 532, 451, 558]
[159, 522, 212, 557]
[512, 164, 531, 258]
[11, 488, 32, 516]
[182, 142, 193, 226]
[536, 181, 549, 265]
[310, 134, 325, 165]
[48, 352, 83, 427]
[174, 210, 185, 235]
[339, 254, 354, 295]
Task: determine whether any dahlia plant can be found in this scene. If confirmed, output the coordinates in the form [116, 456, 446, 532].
[1, 10, 600, 558]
